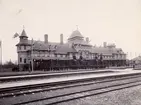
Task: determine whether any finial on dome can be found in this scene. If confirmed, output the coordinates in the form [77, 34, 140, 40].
[76, 25, 78, 30]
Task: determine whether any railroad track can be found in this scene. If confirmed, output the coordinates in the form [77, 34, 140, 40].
[1, 73, 141, 105]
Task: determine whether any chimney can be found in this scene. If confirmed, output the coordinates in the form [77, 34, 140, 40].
[103, 42, 107, 47]
[86, 37, 89, 43]
[60, 33, 63, 44]
[44, 34, 48, 43]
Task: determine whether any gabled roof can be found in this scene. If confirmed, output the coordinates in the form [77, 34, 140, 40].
[90, 47, 125, 55]
[91, 47, 112, 55]
[29, 40, 60, 51]
[55, 44, 77, 54]
[26, 40, 77, 53]
[68, 30, 84, 39]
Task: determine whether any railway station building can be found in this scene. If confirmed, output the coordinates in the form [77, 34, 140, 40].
[16, 29, 127, 71]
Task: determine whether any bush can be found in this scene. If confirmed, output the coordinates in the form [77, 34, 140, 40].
[2, 60, 19, 72]
[12, 66, 19, 72]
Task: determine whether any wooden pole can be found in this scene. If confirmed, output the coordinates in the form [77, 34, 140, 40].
[0, 40, 2, 70]
[31, 38, 34, 72]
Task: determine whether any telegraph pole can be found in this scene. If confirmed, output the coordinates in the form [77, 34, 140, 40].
[31, 38, 34, 72]
[0, 40, 2, 70]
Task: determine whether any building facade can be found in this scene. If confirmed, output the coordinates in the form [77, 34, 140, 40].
[16, 29, 127, 71]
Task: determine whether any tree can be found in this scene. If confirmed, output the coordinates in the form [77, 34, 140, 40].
[2, 60, 19, 71]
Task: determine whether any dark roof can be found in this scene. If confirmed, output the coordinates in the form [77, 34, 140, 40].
[16, 42, 31, 46]
[16, 37, 126, 56]
[90, 47, 125, 55]
[33, 56, 69, 60]
[55, 44, 77, 54]
[30, 40, 125, 55]
[16, 40, 59, 50]
[31, 40, 60, 51]
[27, 40, 77, 53]
[20, 29, 28, 38]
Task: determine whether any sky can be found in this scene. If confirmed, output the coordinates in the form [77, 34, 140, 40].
[0, 0, 141, 63]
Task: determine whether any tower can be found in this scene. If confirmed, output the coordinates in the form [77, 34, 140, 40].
[19, 29, 28, 43]
[16, 29, 30, 71]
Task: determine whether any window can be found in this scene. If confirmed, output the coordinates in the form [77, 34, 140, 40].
[24, 59, 26, 63]
[19, 46, 21, 50]
[73, 55, 76, 59]
[24, 46, 26, 50]
[20, 57, 22, 62]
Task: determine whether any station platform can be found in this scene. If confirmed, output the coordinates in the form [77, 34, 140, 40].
[0, 68, 141, 90]
[0, 66, 131, 77]
[0, 69, 108, 77]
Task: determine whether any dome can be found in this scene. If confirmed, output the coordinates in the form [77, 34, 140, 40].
[68, 30, 84, 39]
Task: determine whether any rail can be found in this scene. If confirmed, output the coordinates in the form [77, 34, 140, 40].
[1, 72, 141, 105]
